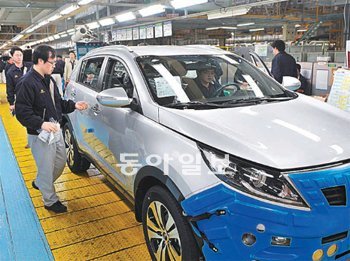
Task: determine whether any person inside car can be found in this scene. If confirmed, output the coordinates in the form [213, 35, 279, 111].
[194, 61, 221, 98]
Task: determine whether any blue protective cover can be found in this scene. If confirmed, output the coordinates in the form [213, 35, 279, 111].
[181, 164, 350, 260]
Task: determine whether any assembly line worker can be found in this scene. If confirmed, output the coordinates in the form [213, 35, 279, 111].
[194, 62, 221, 98]
[6, 46, 32, 114]
[64, 50, 77, 87]
[270, 40, 298, 84]
[15, 45, 88, 213]
[51, 54, 65, 96]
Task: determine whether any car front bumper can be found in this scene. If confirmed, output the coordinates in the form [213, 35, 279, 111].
[181, 163, 350, 260]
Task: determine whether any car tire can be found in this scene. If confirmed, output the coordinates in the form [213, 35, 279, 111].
[63, 123, 90, 173]
[142, 185, 201, 261]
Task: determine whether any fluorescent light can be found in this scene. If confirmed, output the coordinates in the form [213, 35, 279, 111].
[206, 26, 237, 30]
[38, 20, 49, 27]
[297, 29, 307, 32]
[116, 12, 136, 22]
[12, 34, 24, 42]
[67, 28, 75, 33]
[139, 4, 165, 17]
[53, 34, 61, 39]
[86, 21, 100, 29]
[237, 22, 255, 27]
[295, 24, 301, 28]
[171, 0, 208, 9]
[99, 18, 115, 26]
[78, 0, 94, 5]
[68, 31, 75, 35]
[60, 33, 68, 37]
[208, 7, 250, 20]
[221, 26, 237, 30]
[48, 14, 62, 22]
[249, 28, 264, 32]
[48, 36, 54, 41]
[60, 5, 79, 15]
[206, 27, 220, 30]
[27, 27, 36, 33]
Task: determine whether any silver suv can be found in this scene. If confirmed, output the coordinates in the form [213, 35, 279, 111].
[64, 45, 350, 261]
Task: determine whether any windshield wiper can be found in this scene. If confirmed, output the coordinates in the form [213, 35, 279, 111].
[223, 97, 294, 105]
[165, 101, 225, 109]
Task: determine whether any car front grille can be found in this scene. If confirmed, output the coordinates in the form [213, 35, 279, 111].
[321, 185, 347, 206]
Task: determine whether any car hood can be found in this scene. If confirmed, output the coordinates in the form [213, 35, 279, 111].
[159, 95, 350, 170]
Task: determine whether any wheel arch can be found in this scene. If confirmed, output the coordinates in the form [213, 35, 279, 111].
[133, 166, 185, 222]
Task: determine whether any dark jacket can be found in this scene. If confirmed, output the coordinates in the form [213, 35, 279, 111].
[271, 51, 298, 84]
[6, 62, 32, 105]
[297, 74, 312, 96]
[4, 62, 14, 76]
[194, 78, 221, 98]
[52, 59, 65, 77]
[15, 68, 76, 135]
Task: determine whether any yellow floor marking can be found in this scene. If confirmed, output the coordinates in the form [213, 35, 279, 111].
[0, 84, 150, 260]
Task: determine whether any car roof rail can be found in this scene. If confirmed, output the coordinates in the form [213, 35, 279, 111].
[185, 45, 224, 51]
[87, 45, 134, 55]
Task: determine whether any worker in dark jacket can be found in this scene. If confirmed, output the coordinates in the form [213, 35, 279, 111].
[296, 63, 312, 95]
[4, 56, 14, 76]
[15, 45, 88, 213]
[6, 46, 32, 113]
[271, 40, 298, 84]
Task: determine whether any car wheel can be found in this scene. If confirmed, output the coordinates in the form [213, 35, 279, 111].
[142, 186, 201, 261]
[63, 123, 90, 173]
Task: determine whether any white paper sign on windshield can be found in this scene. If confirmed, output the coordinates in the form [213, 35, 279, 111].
[154, 77, 177, 98]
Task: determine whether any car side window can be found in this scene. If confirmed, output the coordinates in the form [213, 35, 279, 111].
[78, 57, 104, 92]
[103, 58, 134, 98]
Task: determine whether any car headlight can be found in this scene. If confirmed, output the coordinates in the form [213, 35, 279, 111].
[199, 144, 308, 208]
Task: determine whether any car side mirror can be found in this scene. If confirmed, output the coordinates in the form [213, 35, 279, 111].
[96, 88, 132, 107]
[282, 76, 301, 91]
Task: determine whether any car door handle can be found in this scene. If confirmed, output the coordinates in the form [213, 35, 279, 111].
[90, 104, 101, 114]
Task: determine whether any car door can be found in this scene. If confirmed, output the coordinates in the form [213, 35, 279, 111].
[95, 56, 153, 192]
[69, 57, 110, 165]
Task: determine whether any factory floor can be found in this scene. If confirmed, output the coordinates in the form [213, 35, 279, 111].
[0, 84, 150, 260]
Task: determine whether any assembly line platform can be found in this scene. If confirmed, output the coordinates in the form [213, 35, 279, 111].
[0, 84, 150, 260]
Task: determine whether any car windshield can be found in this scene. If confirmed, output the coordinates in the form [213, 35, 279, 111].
[137, 54, 296, 108]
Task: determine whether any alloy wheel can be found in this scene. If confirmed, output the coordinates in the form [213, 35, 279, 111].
[146, 200, 182, 261]
[64, 127, 75, 166]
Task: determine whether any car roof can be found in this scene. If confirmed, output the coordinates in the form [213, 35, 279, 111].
[85, 45, 231, 57]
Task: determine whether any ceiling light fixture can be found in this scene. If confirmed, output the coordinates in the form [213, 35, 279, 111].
[116, 12, 136, 22]
[208, 6, 250, 20]
[60, 5, 79, 15]
[48, 14, 62, 22]
[78, 0, 94, 5]
[37, 20, 49, 27]
[12, 34, 24, 42]
[206, 26, 237, 30]
[99, 18, 115, 26]
[138, 4, 165, 17]
[237, 22, 255, 27]
[249, 28, 265, 32]
[171, 0, 208, 9]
